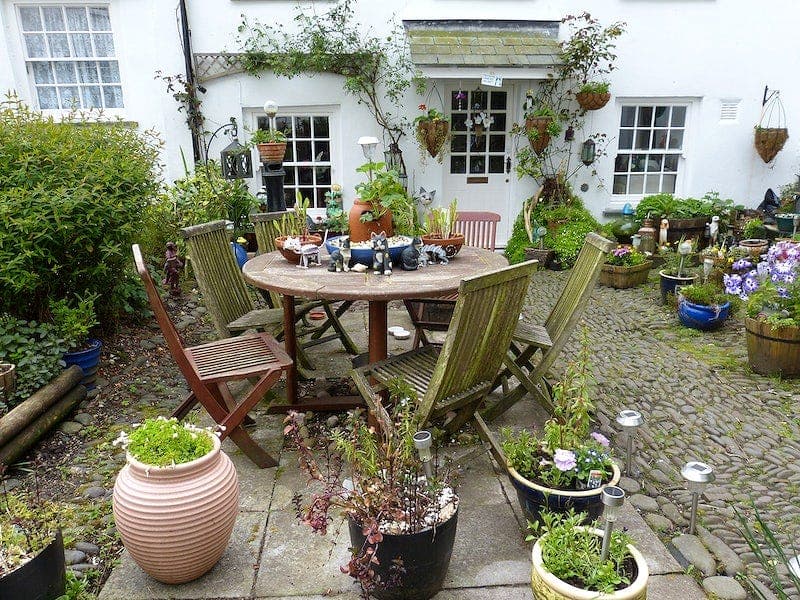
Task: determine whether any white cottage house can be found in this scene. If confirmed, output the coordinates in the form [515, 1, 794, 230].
[1, 0, 797, 245]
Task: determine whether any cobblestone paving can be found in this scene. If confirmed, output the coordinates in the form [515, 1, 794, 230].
[526, 269, 800, 598]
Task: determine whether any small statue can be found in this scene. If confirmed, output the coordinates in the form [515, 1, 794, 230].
[283, 236, 301, 252]
[400, 236, 422, 271]
[296, 244, 321, 269]
[417, 187, 436, 207]
[371, 231, 392, 276]
[708, 215, 720, 246]
[163, 241, 184, 296]
[421, 244, 449, 265]
[328, 236, 352, 272]
[659, 218, 669, 247]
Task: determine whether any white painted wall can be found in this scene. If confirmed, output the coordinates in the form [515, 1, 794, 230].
[1, 0, 798, 242]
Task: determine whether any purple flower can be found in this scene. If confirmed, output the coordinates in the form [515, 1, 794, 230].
[553, 449, 577, 471]
[613, 247, 630, 257]
[732, 259, 752, 271]
[591, 432, 610, 447]
[742, 274, 760, 293]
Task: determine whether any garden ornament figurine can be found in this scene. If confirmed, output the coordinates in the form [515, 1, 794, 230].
[296, 243, 321, 269]
[371, 231, 392, 276]
[163, 241, 183, 296]
[400, 236, 422, 271]
[708, 215, 720, 246]
[421, 244, 449, 265]
[659, 218, 669, 246]
[328, 236, 352, 272]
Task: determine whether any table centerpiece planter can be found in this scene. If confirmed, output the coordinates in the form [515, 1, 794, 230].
[274, 234, 323, 264]
[420, 233, 464, 258]
[744, 317, 800, 377]
[325, 234, 411, 267]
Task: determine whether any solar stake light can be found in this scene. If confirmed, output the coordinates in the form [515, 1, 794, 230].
[264, 99, 278, 131]
[413, 430, 433, 478]
[789, 555, 800, 579]
[616, 409, 643, 477]
[600, 486, 625, 562]
[681, 461, 715, 534]
[358, 136, 380, 182]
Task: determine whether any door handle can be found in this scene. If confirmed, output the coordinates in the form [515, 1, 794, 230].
[505, 156, 512, 174]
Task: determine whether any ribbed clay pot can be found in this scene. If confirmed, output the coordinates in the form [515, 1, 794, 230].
[112, 434, 239, 584]
[348, 199, 394, 243]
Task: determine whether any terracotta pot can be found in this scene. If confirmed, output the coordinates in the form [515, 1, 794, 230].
[112, 434, 239, 584]
[599, 261, 653, 289]
[575, 91, 611, 111]
[531, 527, 649, 599]
[420, 232, 464, 258]
[745, 317, 800, 377]
[274, 234, 323, 264]
[754, 127, 788, 163]
[416, 120, 450, 158]
[348, 199, 393, 243]
[256, 142, 287, 164]
[525, 117, 553, 155]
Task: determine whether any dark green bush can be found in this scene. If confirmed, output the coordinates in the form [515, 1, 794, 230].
[0, 96, 161, 323]
[504, 213, 530, 265]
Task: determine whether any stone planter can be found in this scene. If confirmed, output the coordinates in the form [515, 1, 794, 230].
[531, 527, 648, 599]
[738, 239, 769, 260]
[112, 434, 239, 584]
[745, 317, 800, 377]
[599, 261, 652, 289]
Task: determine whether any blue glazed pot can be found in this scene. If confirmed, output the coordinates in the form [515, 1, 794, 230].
[678, 299, 731, 331]
[325, 235, 411, 267]
[63, 338, 102, 390]
[231, 241, 248, 270]
[507, 463, 621, 525]
[659, 270, 698, 304]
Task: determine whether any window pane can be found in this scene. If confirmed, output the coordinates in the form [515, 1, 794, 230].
[282, 189, 295, 206]
[77, 61, 99, 83]
[298, 167, 313, 185]
[284, 168, 295, 185]
[654, 106, 669, 127]
[66, 7, 88, 31]
[451, 134, 466, 153]
[102, 85, 123, 108]
[316, 166, 331, 185]
[488, 155, 504, 173]
[619, 129, 633, 150]
[284, 144, 294, 162]
[469, 156, 485, 174]
[668, 130, 684, 149]
[450, 156, 466, 174]
[664, 155, 679, 172]
[25, 33, 47, 57]
[652, 129, 668, 149]
[488, 134, 505, 152]
[312, 116, 329, 138]
[613, 175, 627, 194]
[42, 7, 65, 31]
[89, 7, 111, 31]
[32, 62, 54, 84]
[634, 129, 650, 150]
[313, 140, 330, 162]
[295, 140, 312, 162]
[59, 86, 79, 108]
[620, 106, 635, 127]
[451, 113, 467, 131]
[614, 154, 629, 172]
[20, 7, 42, 31]
[71, 33, 92, 57]
[637, 106, 653, 127]
[37, 86, 58, 109]
[275, 116, 292, 136]
[298, 188, 313, 204]
[315, 188, 329, 208]
[54, 62, 76, 83]
[256, 116, 268, 130]
[628, 174, 644, 194]
[671, 106, 686, 127]
[631, 154, 646, 172]
[662, 174, 677, 193]
[471, 91, 487, 110]
[490, 92, 507, 110]
[82, 86, 101, 108]
[645, 155, 662, 172]
[645, 175, 661, 194]
[470, 134, 486, 152]
[93, 33, 114, 56]
[48, 33, 70, 57]
[295, 116, 311, 137]
[491, 113, 506, 131]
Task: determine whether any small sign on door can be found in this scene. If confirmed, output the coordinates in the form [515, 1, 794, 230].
[481, 74, 503, 88]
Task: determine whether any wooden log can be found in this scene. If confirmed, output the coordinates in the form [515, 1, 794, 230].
[0, 366, 83, 447]
[0, 385, 86, 467]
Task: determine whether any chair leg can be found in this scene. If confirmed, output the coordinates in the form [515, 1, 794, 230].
[472, 412, 506, 468]
[172, 392, 198, 420]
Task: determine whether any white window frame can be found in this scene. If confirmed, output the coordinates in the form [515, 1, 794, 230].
[607, 97, 698, 212]
[15, 3, 124, 112]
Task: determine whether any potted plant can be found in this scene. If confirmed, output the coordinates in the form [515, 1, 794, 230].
[754, 125, 788, 164]
[274, 193, 323, 264]
[575, 81, 611, 111]
[740, 217, 766, 242]
[50, 292, 102, 389]
[250, 128, 287, 164]
[285, 381, 459, 600]
[413, 104, 450, 163]
[112, 417, 239, 584]
[0, 480, 66, 600]
[500, 330, 620, 524]
[524, 105, 561, 155]
[677, 282, 732, 330]
[599, 246, 652, 289]
[724, 241, 800, 376]
[349, 161, 414, 243]
[658, 239, 699, 304]
[421, 198, 464, 257]
[529, 509, 649, 599]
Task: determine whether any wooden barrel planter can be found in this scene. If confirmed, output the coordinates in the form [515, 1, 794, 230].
[664, 217, 709, 249]
[599, 261, 652, 289]
[745, 317, 800, 377]
[754, 128, 789, 163]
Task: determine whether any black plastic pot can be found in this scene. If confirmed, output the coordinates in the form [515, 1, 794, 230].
[0, 529, 66, 600]
[347, 508, 458, 600]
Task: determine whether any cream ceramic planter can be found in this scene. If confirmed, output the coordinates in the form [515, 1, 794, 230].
[531, 527, 648, 599]
[112, 434, 239, 584]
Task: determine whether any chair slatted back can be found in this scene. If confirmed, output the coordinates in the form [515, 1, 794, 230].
[180, 220, 254, 338]
[418, 260, 538, 419]
[540, 232, 614, 372]
[454, 211, 501, 251]
[250, 212, 286, 307]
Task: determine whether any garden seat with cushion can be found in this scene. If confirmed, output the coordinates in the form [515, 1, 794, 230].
[132, 244, 292, 468]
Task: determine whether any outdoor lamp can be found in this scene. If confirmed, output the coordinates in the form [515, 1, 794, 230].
[564, 125, 575, 141]
[220, 135, 253, 180]
[580, 139, 596, 165]
[413, 430, 433, 478]
[681, 461, 715, 535]
[677, 239, 693, 277]
[358, 136, 380, 161]
[600, 486, 626, 562]
[264, 99, 278, 131]
[616, 409, 643, 477]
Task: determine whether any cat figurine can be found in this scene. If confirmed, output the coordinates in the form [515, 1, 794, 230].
[328, 236, 352, 272]
[417, 187, 436, 207]
[400, 236, 422, 271]
[282, 236, 301, 252]
[371, 231, 392, 276]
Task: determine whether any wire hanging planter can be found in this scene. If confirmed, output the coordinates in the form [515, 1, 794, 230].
[754, 86, 789, 163]
[414, 82, 451, 164]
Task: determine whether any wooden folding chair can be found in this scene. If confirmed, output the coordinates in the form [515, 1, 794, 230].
[404, 211, 501, 348]
[353, 261, 537, 434]
[481, 232, 615, 421]
[132, 244, 292, 468]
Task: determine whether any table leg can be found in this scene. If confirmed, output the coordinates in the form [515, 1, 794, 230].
[368, 300, 388, 363]
[283, 294, 298, 403]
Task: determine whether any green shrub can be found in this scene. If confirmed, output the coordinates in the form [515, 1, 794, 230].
[0, 315, 67, 410]
[504, 213, 531, 265]
[50, 292, 99, 352]
[0, 95, 161, 324]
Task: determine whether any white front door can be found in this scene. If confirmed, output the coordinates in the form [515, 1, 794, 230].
[443, 85, 515, 245]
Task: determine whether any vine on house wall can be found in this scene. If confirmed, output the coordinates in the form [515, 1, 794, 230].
[155, 71, 206, 147]
[235, 0, 424, 150]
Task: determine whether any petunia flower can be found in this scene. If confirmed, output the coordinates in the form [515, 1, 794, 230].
[553, 449, 577, 472]
[591, 431, 610, 447]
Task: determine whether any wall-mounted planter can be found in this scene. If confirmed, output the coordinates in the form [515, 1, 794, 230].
[754, 127, 788, 163]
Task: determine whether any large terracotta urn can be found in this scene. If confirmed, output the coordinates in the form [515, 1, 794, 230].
[112, 434, 239, 584]
[348, 198, 394, 243]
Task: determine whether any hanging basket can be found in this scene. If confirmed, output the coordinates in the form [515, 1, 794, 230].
[525, 117, 552, 155]
[416, 120, 450, 160]
[575, 92, 611, 111]
[256, 142, 287, 164]
[754, 128, 789, 163]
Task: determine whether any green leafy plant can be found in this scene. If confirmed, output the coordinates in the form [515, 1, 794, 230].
[249, 128, 287, 144]
[742, 217, 766, 239]
[529, 509, 634, 594]
[678, 282, 729, 307]
[605, 246, 647, 267]
[424, 199, 458, 238]
[578, 81, 610, 95]
[413, 104, 447, 126]
[114, 417, 215, 467]
[354, 162, 415, 234]
[50, 292, 99, 352]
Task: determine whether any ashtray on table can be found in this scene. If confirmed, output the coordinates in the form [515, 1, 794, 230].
[325, 235, 412, 266]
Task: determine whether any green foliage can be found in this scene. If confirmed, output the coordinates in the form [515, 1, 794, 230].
[250, 128, 286, 144]
[742, 218, 765, 239]
[605, 246, 646, 267]
[354, 162, 415, 234]
[122, 417, 214, 467]
[0, 315, 67, 409]
[529, 509, 633, 594]
[0, 489, 64, 576]
[559, 13, 626, 87]
[50, 293, 99, 352]
[635, 192, 740, 223]
[0, 95, 162, 323]
[505, 212, 532, 265]
[424, 199, 458, 237]
[578, 81, 610, 94]
[57, 570, 95, 600]
[679, 282, 728, 307]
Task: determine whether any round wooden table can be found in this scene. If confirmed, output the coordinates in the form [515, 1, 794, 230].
[242, 247, 508, 404]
